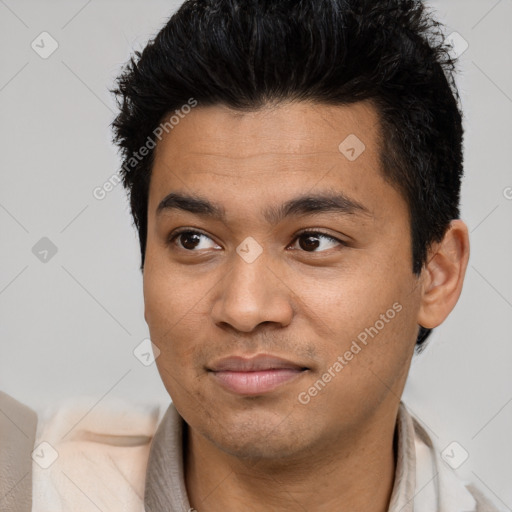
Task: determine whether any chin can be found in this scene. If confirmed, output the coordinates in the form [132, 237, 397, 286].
[198, 411, 312, 461]
[212, 433, 305, 461]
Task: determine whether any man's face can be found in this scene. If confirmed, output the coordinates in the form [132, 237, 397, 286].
[144, 101, 423, 459]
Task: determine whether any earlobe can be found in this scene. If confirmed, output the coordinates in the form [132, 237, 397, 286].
[417, 220, 470, 329]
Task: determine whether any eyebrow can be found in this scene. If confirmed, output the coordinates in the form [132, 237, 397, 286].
[156, 191, 372, 224]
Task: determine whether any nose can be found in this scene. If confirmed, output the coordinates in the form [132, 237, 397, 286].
[210, 249, 294, 333]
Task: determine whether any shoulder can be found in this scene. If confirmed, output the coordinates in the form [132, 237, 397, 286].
[401, 402, 503, 512]
[1, 391, 169, 512]
[32, 395, 168, 512]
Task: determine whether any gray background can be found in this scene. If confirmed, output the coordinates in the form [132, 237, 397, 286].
[1, 0, 511, 508]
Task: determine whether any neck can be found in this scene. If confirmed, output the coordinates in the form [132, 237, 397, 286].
[184, 404, 400, 512]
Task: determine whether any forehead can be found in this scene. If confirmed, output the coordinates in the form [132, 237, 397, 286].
[152, 100, 381, 163]
[146, 100, 405, 227]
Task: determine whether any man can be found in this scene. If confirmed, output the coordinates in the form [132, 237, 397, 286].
[0, 0, 501, 510]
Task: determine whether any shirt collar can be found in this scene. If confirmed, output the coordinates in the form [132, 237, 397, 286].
[145, 402, 191, 512]
[144, 402, 428, 512]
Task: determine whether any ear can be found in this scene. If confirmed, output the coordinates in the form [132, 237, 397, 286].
[417, 220, 470, 329]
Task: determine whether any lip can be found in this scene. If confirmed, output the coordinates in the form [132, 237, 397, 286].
[208, 354, 308, 395]
[209, 354, 307, 372]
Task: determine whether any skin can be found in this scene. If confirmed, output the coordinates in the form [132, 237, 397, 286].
[143, 100, 470, 512]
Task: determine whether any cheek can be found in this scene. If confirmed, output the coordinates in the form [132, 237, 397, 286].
[143, 261, 220, 379]
[297, 262, 419, 372]
[143, 268, 191, 361]
[144, 267, 207, 402]
[144, 255, 205, 325]
[293, 265, 400, 330]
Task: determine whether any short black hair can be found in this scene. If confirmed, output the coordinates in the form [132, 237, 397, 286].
[111, 0, 464, 350]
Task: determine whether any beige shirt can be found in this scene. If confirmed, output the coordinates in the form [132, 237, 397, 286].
[144, 401, 500, 512]
[0, 391, 501, 511]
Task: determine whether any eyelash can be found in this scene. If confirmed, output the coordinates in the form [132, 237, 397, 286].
[166, 228, 345, 252]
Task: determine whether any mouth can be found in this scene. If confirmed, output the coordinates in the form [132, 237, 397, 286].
[207, 354, 309, 396]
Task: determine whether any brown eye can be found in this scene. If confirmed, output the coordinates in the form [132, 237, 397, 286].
[292, 232, 344, 253]
[167, 230, 220, 251]
[179, 232, 202, 250]
[298, 234, 321, 251]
